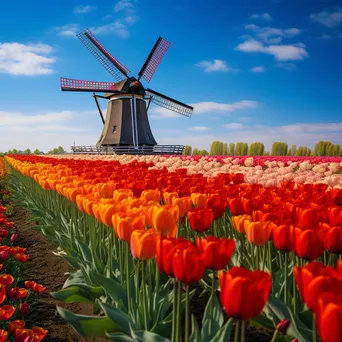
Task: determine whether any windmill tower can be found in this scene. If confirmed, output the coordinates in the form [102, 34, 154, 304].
[60, 29, 193, 151]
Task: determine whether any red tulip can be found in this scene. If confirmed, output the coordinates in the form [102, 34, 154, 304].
[196, 236, 235, 270]
[10, 233, 19, 242]
[20, 303, 30, 317]
[272, 224, 295, 252]
[219, 267, 272, 320]
[294, 228, 325, 261]
[188, 207, 214, 233]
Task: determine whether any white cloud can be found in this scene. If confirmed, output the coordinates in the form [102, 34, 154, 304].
[275, 63, 296, 71]
[318, 34, 332, 40]
[223, 123, 245, 129]
[114, 0, 134, 12]
[73, 5, 97, 14]
[0, 110, 99, 152]
[188, 126, 211, 131]
[310, 7, 342, 28]
[236, 39, 308, 61]
[55, 24, 80, 38]
[0, 43, 55, 76]
[251, 65, 265, 72]
[125, 15, 138, 24]
[150, 100, 258, 118]
[195, 59, 233, 72]
[244, 24, 302, 43]
[250, 13, 273, 21]
[91, 20, 130, 38]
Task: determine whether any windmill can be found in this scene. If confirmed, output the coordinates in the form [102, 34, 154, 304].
[60, 29, 193, 153]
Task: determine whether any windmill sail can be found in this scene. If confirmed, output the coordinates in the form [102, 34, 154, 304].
[146, 88, 193, 117]
[77, 29, 130, 82]
[138, 37, 171, 83]
[60, 77, 120, 92]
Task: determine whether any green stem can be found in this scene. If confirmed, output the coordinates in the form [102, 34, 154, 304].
[313, 315, 317, 342]
[268, 241, 273, 274]
[284, 253, 288, 305]
[185, 286, 190, 342]
[240, 320, 246, 342]
[270, 330, 278, 342]
[234, 320, 240, 342]
[125, 243, 131, 314]
[292, 252, 297, 314]
[171, 279, 177, 342]
[175, 281, 182, 342]
[141, 261, 149, 330]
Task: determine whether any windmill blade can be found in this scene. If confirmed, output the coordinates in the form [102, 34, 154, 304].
[146, 88, 193, 117]
[60, 77, 120, 93]
[138, 37, 171, 83]
[77, 29, 130, 82]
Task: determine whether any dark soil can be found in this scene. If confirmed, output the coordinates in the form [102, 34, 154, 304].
[12, 205, 108, 342]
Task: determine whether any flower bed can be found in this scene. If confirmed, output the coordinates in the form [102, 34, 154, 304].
[4, 154, 342, 342]
[0, 157, 48, 342]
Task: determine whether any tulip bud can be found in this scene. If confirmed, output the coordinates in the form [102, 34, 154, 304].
[11, 234, 19, 242]
[20, 302, 30, 317]
[24, 337, 35, 342]
[276, 319, 290, 334]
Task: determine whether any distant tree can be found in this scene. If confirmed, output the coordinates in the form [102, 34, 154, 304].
[192, 148, 200, 156]
[235, 142, 248, 156]
[229, 143, 235, 156]
[12, 149, 18, 154]
[183, 145, 192, 156]
[33, 149, 41, 155]
[57, 146, 66, 154]
[199, 149, 209, 156]
[271, 142, 288, 156]
[222, 143, 228, 155]
[248, 142, 264, 156]
[24, 148, 31, 154]
[210, 141, 223, 155]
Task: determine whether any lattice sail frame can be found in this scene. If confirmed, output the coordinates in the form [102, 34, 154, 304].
[146, 89, 193, 117]
[138, 37, 171, 83]
[60, 77, 119, 92]
[77, 29, 130, 82]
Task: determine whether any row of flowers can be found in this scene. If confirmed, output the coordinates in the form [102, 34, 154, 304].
[45, 154, 342, 187]
[4, 154, 342, 341]
[0, 157, 48, 342]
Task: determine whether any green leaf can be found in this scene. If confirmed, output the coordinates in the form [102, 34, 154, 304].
[189, 314, 201, 342]
[99, 302, 136, 336]
[130, 329, 171, 342]
[211, 318, 234, 342]
[105, 332, 135, 341]
[267, 295, 312, 342]
[95, 273, 128, 310]
[251, 313, 275, 330]
[63, 270, 87, 289]
[51, 285, 104, 303]
[56, 306, 120, 337]
[201, 292, 224, 341]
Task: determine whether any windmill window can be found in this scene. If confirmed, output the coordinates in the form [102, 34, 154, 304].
[113, 125, 117, 133]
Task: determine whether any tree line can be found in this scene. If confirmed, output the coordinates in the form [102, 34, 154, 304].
[3, 146, 66, 155]
[183, 140, 342, 156]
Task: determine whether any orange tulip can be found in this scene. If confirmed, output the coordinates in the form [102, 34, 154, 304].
[0, 329, 7, 342]
[163, 191, 178, 205]
[152, 206, 178, 237]
[8, 320, 25, 334]
[32, 326, 48, 340]
[141, 189, 161, 204]
[114, 214, 145, 242]
[0, 288, 5, 305]
[15, 253, 29, 262]
[172, 197, 192, 218]
[0, 305, 16, 320]
[231, 215, 252, 234]
[24, 281, 46, 294]
[191, 193, 207, 208]
[245, 221, 274, 246]
[0, 274, 14, 286]
[130, 229, 159, 260]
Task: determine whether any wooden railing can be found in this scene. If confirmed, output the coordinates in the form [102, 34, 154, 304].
[70, 145, 185, 155]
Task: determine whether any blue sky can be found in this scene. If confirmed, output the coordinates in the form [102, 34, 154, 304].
[0, 0, 341, 152]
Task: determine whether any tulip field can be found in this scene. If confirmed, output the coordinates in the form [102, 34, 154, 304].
[0, 154, 342, 341]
